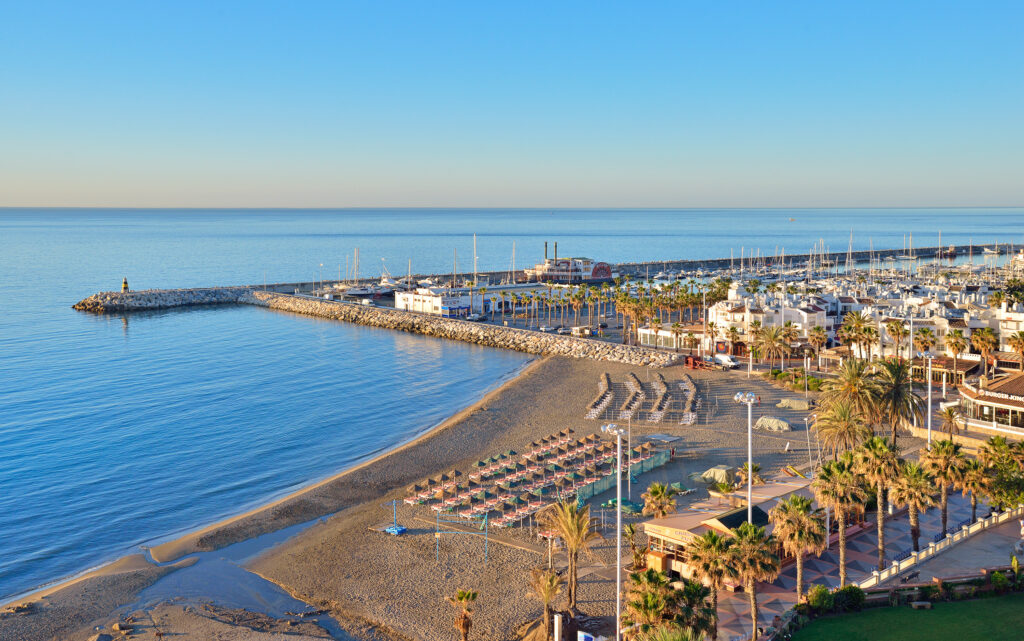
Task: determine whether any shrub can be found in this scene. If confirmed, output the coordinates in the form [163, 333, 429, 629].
[806, 584, 834, 614]
[808, 378, 822, 391]
[833, 585, 866, 612]
[991, 571, 1009, 593]
[918, 585, 939, 601]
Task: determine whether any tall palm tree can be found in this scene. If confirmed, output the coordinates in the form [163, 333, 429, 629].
[447, 589, 478, 641]
[873, 359, 924, 444]
[1008, 330, 1024, 371]
[855, 437, 901, 571]
[670, 323, 684, 353]
[938, 406, 964, 437]
[755, 325, 790, 371]
[808, 325, 827, 368]
[885, 320, 908, 360]
[842, 311, 872, 359]
[729, 522, 780, 641]
[946, 329, 968, 385]
[812, 453, 866, 586]
[972, 327, 999, 378]
[990, 290, 1006, 309]
[727, 326, 742, 355]
[814, 401, 872, 457]
[683, 532, 734, 641]
[768, 495, 827, 603]
[819, 358, 880, 424]
[957, 459, 991, 524]
[913, 327, 937, 355]
[921, 439, 966, 535]
[528, 568, 563, 639]
[889, 461, 936, 552]
[642, 483, 680, 519]
[624, 590, 669, 637]
[676, 580, 715, 639]
[537, 501, 603, 610]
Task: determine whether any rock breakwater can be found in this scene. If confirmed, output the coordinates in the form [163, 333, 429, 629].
[72, 288, 676, 366]
[246, 291, 676, 366]
[71, 287, 252, 313]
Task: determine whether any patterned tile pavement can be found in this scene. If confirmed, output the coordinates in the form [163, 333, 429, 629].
[716, 493, 982, 641]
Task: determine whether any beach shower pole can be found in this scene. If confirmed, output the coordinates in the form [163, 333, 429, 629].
[602, 423, 626, 641]
[920, 351, 934, 449]
[734, 392, 756, 524]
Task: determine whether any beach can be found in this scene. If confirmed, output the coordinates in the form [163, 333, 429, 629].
[1, 355, 819, 640]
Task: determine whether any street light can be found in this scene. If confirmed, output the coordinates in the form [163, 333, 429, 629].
[803, 414, 815, 477]
[918, 351, 934, 448]
[733, 391, 757, 523]
[601, 423, 626, 641]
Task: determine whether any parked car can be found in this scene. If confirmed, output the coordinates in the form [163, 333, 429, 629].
[714, 353, 739, 369]
[597, 322, 608, 328]
[466, 313, 486, 322]
[538, 326, 553, 332]
[556, 327, 572, 335]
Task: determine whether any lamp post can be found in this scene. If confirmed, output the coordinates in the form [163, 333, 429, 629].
[627, 417, 632, 501]
[918, 351, 934, 448]
[733, 392, 757, 523]
[601, 423, 626, 641]
[319, 263, 323, 293]
[803, 414, 815, 477]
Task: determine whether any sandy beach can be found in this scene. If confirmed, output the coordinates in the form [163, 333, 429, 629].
[1, 356, 817, 641]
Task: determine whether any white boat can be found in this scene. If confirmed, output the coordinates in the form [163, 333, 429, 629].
[983, 246, 999, 255]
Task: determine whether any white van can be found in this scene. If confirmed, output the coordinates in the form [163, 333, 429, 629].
[714, 354, 739, 369]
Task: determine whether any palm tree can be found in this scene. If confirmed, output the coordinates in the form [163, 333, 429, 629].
[755, 325, 790, 371]
[990, 290, 1006, 309]
[683, 531, 734, 641]
[1008, 331, 1024, 372]
[874, 359, 924, 444]
[676, 580, 715, 639]
[814, 401, 872, 458]
[808, 325, 827, 368]
[972, 327, 999, 378]
[812, 453, 866, 586]
[768, 495, 827, 602]
[921, 439, 966, 535]
[855, 437, 901, 571]
[624, 590, 669, 637]
[447, 589, 478, 641]
[938, 406, 964, 437]
[537, 501, 602, 610]
[727, 326, 742, 355]
[642, 482, 680, 518]
[889, 462, 936, 552]
[957, 459, 991, 524]
[946, 329, 968, 384]
[528, 568, 563, 640]
[819, 358, 880, 424]
[914, 327, 937, 356]
[885, 320, 908, 360]
[736, 462, 765, 487]
[624, 523, 646, 569]
[670, 323, 684, 353]
[729, 522, 780, 641]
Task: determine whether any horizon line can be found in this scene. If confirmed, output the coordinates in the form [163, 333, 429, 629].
[1, 205, 1022, 211]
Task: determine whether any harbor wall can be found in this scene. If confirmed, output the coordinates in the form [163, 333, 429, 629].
[71, 288, 677, 366]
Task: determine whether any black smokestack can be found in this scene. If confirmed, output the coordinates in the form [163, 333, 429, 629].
[554, 242, 558, 261]
[545, 242, 548, 261]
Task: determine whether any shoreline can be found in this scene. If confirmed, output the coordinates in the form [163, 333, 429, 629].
[0, 356, 545, 610]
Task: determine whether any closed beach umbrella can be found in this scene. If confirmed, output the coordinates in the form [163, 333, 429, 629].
[448, 469, 463, 479]
[505, 450, 518, 458]
[407, 483, 424, 495]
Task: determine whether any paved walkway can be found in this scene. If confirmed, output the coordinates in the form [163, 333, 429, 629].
[716, 493, 980, 641]
[886, 517, 1022, 582]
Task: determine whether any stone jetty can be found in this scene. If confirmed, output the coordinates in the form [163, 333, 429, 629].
[72, 288, 676, 367]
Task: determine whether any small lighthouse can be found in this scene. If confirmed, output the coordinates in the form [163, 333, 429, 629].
[122, 277, 129, 293]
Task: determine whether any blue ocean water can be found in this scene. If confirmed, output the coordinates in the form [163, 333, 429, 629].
[0, 208, 1020, 601]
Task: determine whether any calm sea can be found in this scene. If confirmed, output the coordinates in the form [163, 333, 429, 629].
[0, 208, 1020, 600]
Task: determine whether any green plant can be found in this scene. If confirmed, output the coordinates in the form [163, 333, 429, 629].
[806, 584, 834, 613]
[991, 571, 1009, 593]
[918, 585, 939, 601]
[834, 584, 866, 611]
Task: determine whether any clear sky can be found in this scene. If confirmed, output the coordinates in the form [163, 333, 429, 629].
[1, 1, 1022, 208]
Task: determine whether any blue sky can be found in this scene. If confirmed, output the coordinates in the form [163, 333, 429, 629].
[1, 1, 1022, 207]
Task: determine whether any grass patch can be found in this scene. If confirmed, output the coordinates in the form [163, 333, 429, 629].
[791, 592, 1024, 641]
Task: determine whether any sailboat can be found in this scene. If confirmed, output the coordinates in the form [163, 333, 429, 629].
[897, 233, 916, 260]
